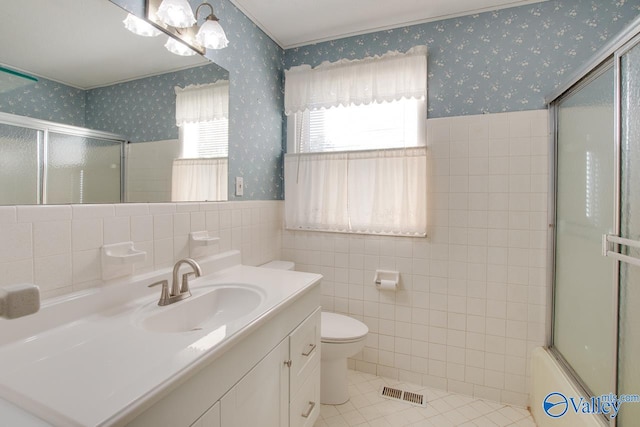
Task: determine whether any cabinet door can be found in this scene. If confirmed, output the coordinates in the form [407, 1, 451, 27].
[191, 402, 220, 427]
[220, 339, 289, 427]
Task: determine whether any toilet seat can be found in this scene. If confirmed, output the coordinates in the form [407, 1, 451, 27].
[321, 312, 368, 343]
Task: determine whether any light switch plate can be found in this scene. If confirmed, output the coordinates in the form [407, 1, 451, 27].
[235, 177, 244, 196]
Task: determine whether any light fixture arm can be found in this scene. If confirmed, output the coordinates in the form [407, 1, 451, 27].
[195, 3, 219, 22]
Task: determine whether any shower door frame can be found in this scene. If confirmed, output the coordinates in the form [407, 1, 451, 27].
[546, 16, 640, 427]
[0, 111, 127, 204]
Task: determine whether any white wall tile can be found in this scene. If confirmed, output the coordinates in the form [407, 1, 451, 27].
[72, 249, 101, 283]
[35, 254, 72, 292]
[3, 200, 282, 299]
[131, 215, 153, 242]
[114, 203, 149, 217]
[281, 110, 549, 406]
[72, 204, 115, 219]
[0, 207, 17, 224]
[0, 259, 33, 287]
[103, 217, 131, 245]
[0, 223, 32, 262]
[153, 214, 173, 240]
[72, 219, 103, 251]
[34, 221, 71, 257]
[17, 205, 72, 222]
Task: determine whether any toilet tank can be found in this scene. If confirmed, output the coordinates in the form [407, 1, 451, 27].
[260, 260, 295, 271]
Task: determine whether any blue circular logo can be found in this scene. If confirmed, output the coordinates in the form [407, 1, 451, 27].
[543, 392, 568, 418]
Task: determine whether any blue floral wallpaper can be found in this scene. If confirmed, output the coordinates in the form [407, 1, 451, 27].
[0, 77, 86, 127]
[85, 63, 228, 143]
[285, 0, 640, 118]
[199, 0, 285, 201]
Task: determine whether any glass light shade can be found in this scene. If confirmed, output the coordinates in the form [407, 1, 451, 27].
[157, 0, 196, 28]
[123, 14, 162, 37]
[165, 37, 196, 56]
[195, 20, 229, 50]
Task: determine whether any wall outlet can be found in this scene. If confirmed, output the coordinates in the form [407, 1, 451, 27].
[235, 177, 244, 196]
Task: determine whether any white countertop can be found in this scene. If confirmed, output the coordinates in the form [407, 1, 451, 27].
[0, 251, 321, 427]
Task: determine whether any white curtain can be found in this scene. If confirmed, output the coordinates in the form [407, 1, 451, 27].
[284, 46, 427, 115]
[284, 147, 427, 236]
[171, 158, 228, 202]
[175, 80, 229, 126]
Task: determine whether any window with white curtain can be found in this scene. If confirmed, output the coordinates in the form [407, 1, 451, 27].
[284, 46, 428, 236]
[172, 80, 229, 201]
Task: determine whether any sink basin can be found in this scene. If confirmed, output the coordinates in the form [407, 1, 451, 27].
[135, 284, 265, 333]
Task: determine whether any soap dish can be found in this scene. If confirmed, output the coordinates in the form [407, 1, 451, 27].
[101, 242, 147, 280]
[190, 231, 220, 258]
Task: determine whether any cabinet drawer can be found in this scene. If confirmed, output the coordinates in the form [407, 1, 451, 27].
[289, 308, 321, 391]
[290, 362, 320, 427]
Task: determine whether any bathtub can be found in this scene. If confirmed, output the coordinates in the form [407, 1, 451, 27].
[530, 347, 605, 427]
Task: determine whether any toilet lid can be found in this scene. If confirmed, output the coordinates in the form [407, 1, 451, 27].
[321, 312, 368, 343]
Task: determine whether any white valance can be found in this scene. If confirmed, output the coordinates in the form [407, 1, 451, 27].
[175, 80, 229, 126]
[284, 46, 427, 116]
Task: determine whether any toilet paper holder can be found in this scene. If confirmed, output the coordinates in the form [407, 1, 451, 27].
[373, 270, 399, 290]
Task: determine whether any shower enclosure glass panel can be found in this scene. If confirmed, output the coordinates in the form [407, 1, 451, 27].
[0, 123, 39, 205]
[618, 39, 640, 426]
[553, 65, 616, 397]
[46, 133, 122, 204]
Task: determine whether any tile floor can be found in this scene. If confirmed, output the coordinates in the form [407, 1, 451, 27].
[314, 371, 537, 427]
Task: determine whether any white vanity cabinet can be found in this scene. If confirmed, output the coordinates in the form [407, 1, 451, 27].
[220, 308, 321, 427]
[128, 283, 321, 427]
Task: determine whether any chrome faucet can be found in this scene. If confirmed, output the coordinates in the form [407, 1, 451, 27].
[148, 258, 202, 306]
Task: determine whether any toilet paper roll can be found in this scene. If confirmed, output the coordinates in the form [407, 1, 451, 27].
[377, 279, 397, 291]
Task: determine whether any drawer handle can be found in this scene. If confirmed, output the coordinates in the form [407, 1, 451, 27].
[301, 401, 316, 418]
[301, 343, 316, 357]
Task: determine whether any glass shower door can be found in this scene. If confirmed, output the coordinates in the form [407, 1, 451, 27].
[0, 123, 39, 204]
[553, 64, 616, 397]
[617, 38, 640, 426]
[46, 132, 122, 204]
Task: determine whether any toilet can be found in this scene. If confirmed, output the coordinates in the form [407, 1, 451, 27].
[260, 260, 369, 405]
[319, 311, 368, 404]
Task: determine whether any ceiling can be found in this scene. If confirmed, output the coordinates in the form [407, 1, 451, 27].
[228, 0, 548, 49]
[0, 0, 207, 90]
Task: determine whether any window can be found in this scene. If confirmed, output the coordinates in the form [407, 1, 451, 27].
[172, 81, 229, 201]
[284, 47, 428, 236]
[293, 98, 425, 153]
[180, 119, 228, 158]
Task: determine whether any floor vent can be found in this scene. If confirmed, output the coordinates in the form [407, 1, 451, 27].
[379, 386, 427, 407]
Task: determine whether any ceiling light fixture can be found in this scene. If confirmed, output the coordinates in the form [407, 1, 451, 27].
[141, 0, 229, 56]
[194, 3, 229, 50]
[165, 37, 197, 56]
[123, 13, 162, 37]
[156, 0, 196, 28]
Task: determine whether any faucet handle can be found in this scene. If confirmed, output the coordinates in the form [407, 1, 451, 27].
[149, 280, 170, 306]
[180, 272, 196, 294]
